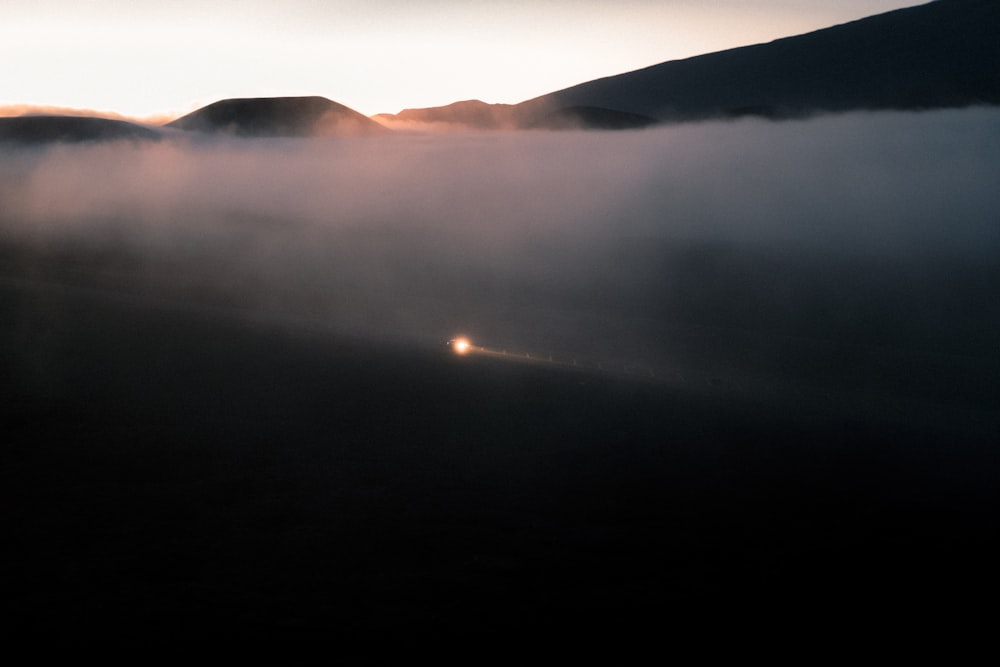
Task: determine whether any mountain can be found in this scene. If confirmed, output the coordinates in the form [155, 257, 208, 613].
[168, 96, 389, 137]
[377, 0, 1000, 130]
[519, 0, 999, 123]
[0, 115, 162, 144]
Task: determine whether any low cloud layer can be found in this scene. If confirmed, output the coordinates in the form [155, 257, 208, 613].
[3, 109, 1000, 388]
[0, 104, 174, 125]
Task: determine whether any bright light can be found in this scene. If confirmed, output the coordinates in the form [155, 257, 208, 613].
[452, 337, 471, 355]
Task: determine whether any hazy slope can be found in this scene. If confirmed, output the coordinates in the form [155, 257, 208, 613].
[526, 106, 659, 130]
[376, 98, 661, 132]
[518, 0, 1000, 123]
[168, 96, 389, 137]
[373, 100, 521, 131]
[0, 115, 162, 144]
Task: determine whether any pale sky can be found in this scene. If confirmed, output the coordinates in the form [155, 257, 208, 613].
[2, 0, 925, 120]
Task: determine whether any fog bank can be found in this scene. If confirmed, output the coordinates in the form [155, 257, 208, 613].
[3, 109, 999, 393]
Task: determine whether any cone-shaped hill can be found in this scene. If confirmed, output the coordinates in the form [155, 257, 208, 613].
[167, 96, 389, 137]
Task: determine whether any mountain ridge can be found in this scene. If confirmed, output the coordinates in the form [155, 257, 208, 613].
[6, 1, 998, 138]
[378, 0, 1000, 130]
[517, 0, 1000, 123]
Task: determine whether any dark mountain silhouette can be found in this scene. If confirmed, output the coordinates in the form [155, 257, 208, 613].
[168, 96, 389, 137]
[376, 0, 1000, 130]
[519, 0, 1000, 123]
[0, 115, 162, 144]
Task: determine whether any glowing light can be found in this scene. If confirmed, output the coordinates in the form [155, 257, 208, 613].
[451, 337, 471, 355]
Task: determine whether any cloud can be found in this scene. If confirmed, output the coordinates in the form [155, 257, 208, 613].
[3, 108, 999, 379]
[0, 104, 174, 125]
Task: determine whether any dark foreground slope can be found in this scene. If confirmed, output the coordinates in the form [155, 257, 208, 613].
[168, 96, 389, 137]
[2, 239, 998, 650]
[0, 115, 162, 144]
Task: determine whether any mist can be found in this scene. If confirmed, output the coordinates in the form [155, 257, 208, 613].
[4, 108, 1000, 397]
[5, 107, 1000, 644]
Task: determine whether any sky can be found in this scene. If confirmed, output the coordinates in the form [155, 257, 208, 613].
[3, 0, 924, 120]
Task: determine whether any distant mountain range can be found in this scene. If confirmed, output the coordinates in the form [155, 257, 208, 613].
[379, 0, 1000, 130]
[0, 96, 387, 145]
[2, 0, 997, 143]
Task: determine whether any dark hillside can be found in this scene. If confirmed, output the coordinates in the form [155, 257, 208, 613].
[518, 0, 1000, 122]
[377, 0, 1000, 129]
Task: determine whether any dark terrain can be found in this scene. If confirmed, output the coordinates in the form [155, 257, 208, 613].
[3, 224, 998, 648]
